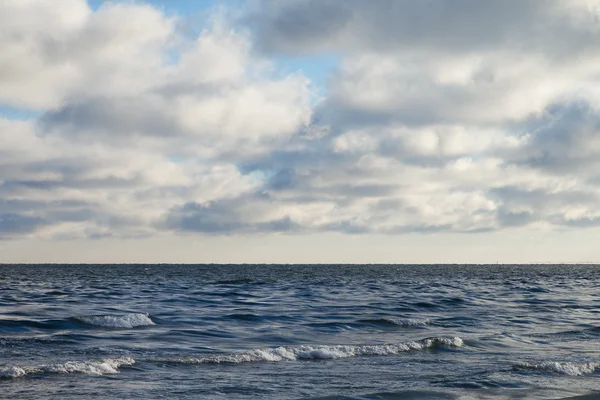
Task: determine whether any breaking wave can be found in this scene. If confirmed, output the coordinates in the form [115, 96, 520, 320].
[162, 337, 463, 365]
[0, 357, 135, 379]
[515, 361, 599, 376]
[73, 313, 155, 329]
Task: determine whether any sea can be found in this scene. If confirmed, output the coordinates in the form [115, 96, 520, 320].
[1, 264, 600, 399]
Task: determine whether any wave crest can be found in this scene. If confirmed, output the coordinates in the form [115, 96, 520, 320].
[74, 313, 155, 328]
[515, 361, 599, 376]
[0, 357, 135, 379]
[166, 336, 463, 365]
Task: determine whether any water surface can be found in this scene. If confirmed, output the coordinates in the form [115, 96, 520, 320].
[1, 264, 600, 399]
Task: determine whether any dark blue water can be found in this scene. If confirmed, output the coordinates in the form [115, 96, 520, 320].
[1, 264, 600, 399]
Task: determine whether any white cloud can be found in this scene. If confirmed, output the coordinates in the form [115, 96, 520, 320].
[4, 0, 600, 249]
[322, 52, 589, 126]
[0, 0, 173, 109]
[0, 0, 310, 239]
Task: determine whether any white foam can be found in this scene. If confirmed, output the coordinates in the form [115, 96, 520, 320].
[386, 318, 430, 326]
[516, 361, 599, 376]
[75, 313, 154, 328]
[169, 336, 463, 365]
[0, 357, 135, 379]
[0, 366, 27, 378]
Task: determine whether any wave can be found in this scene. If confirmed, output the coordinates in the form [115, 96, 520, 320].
[0, 313, 155, 332]
[162, 336, 463, 365]
[515, 361, 599, 376]
[530, 326, 600, 339]
[45, 290, 69, 296]
[214, 278, 255, 285]
[73, 313, 155, 329]
[224, 313, 263, 322]
[0, 357, 135, 379]
[359, 318, 430, 327]
[305, 390, 457, 400]
[0, 318, 67, 331]
[0, 336, 76, 347]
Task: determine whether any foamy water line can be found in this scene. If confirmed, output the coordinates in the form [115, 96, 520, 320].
[0, 357, 135, 379]
[73, 313, 155, 328]
[158, 336, 464, 365]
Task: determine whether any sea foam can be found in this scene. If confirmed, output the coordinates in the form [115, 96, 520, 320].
[166, 336, 463, 365]
[74, 313, 155, 328]
[0, 357, 135, 379]
[515, 361, 599, 376]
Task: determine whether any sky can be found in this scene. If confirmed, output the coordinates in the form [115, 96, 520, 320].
[3, 0, 600, 263]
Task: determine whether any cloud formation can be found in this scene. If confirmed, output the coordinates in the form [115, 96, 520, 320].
[2, 0, 600, 241]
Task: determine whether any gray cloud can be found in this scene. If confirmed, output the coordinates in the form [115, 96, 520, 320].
[249, 0, 590, 56]
[516, 102, 600, 172]
[164, 196, 301, 234]
[39, 96, 178, 140]
[0, 213, 46, 236]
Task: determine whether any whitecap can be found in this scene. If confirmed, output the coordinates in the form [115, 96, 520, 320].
[0, 357, 135, 379]
[515, 361, 599, 376]
[165, 336, 463, 365]
[74, 313, 155, 328]
[0, 366, 27, 378]
[385, 318, 430, 327]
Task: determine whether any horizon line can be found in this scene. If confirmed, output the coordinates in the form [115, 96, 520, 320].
[2, 262, 599, 266]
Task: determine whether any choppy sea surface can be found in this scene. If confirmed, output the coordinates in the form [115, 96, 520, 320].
[1, 264, 600, 399]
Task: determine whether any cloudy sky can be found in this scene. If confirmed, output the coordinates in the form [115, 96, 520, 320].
[3, 0, 600, 263]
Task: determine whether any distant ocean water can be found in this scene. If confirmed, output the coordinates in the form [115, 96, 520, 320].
[1, 264, 600, 399]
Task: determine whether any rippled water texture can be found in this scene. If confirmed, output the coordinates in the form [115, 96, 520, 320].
[1, 264, 600, 399]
